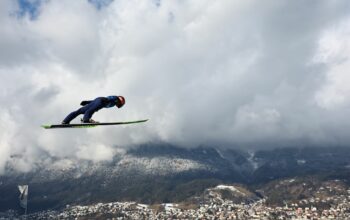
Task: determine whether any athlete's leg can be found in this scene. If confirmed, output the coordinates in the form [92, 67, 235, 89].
[82, 98, 104, 122]
[62, 106, 88, 124]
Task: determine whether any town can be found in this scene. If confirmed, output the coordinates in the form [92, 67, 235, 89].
[3, 185, 350, 220]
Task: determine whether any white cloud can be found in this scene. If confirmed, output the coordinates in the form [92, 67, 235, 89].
[1, 0, 350, 173]
[314, 17, 350, 109]
[0, 110, 17, 173]
[76, 143, 115, 162]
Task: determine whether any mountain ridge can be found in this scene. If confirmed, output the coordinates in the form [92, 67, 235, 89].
[1, 144, 349, 212]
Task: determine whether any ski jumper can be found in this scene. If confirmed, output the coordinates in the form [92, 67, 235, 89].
[63, 96, 119, 123]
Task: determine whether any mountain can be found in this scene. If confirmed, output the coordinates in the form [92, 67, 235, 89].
[260, 177, 349, 207]
[187, 183, 261, 206]
[0, 144, 349, 213]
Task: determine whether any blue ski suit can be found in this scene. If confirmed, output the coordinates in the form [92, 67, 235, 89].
[63, 96, 119, 123]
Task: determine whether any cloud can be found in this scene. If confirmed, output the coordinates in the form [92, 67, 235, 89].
[0, 110, 17, 173]
[314, 17, 350, 109]
[76, 143, 116, 162]
[1, 0, 350, 173]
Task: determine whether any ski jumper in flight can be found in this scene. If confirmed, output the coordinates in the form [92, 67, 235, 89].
[62, 96, 125, 124]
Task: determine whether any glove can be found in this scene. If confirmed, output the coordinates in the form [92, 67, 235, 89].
[80, 100, 92, 106]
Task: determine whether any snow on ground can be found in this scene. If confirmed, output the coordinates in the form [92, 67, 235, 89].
[247, 151, 259, 170]
[215, 185, 246, 196]
[116, 156, 212, 175]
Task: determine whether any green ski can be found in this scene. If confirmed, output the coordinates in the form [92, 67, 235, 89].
[42, 119, 148, 129]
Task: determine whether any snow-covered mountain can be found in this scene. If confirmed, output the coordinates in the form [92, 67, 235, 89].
[1, 144, 349, 212]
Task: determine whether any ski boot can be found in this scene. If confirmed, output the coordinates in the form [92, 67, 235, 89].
[81, 118, 99, 123]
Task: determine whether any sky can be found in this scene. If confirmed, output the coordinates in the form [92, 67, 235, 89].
[1, 0, 350, 173]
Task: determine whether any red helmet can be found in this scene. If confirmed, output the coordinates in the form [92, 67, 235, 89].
[116, 96, 125, 108]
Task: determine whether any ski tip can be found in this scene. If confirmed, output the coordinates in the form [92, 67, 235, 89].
[134, 119, 149, 124]
[41, 125, 51, 129]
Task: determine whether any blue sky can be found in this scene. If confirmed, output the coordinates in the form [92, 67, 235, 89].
[17, 0, 42, 19]
[16, 0, 114, 19]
